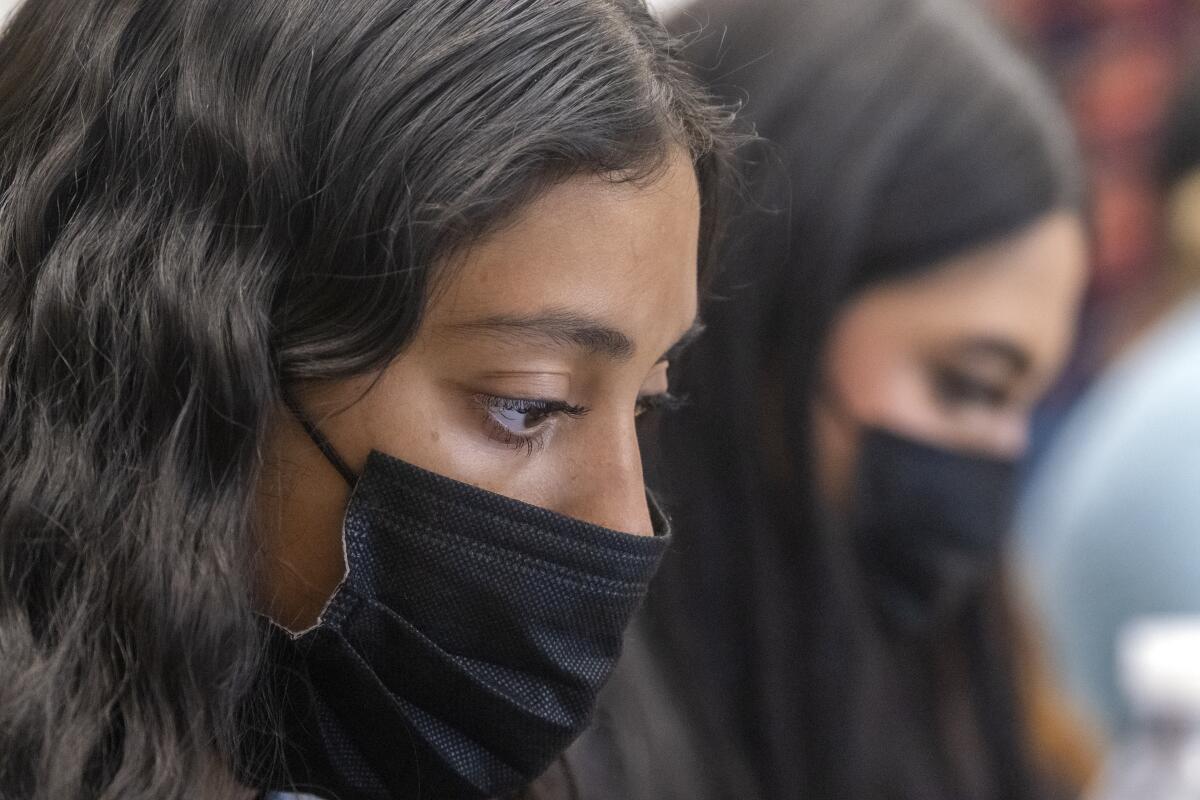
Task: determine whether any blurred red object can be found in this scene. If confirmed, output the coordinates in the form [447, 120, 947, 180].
[992, 0, 1200, 360]
[1069, 36, 1175, 149]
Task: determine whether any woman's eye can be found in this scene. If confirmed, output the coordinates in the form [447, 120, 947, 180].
[475, 395, 589, 453]
[489, 399, 554, 433]
[934, 369, 1009, 409]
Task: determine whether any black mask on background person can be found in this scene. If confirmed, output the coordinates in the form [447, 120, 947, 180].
[250, 415, 670, 800]
[848, 427, 1019, 633]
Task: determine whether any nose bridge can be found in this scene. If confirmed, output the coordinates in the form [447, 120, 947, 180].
[561, 418, 653, 536]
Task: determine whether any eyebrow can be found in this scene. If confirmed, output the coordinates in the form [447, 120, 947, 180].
[954, 336, 1033, 375]
[446, 310, 636, 360]
[444, 310, 704, 363]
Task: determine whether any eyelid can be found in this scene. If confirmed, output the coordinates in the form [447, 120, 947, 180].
[474, 394, 589, 423]
[940, 350, 1022, 384]
[467, 372, 573, 401]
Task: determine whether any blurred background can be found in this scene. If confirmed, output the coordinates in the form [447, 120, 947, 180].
[644, 0, 1200, 794]
[644, 0, 1200, 410]
[995, 0, 1200, 454]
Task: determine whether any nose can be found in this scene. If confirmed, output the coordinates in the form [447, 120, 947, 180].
[559, 422, 654, 536]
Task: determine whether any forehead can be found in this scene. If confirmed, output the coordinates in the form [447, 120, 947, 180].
[428, 152, 702, 350]
[849, 213, 1088, 360]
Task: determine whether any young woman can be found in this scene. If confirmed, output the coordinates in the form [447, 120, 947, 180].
[555, 0, 1092, 798]
[0, 1, 732, 798]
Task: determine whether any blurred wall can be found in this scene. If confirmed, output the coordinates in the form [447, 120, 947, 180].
[992, 0, 1200, 384]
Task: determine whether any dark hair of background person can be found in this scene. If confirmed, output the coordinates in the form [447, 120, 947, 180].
[626, 0, 1085, 798]
[0, 1, 734, 797]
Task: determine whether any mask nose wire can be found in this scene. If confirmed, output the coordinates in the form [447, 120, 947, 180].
[280, 392, 361, 489]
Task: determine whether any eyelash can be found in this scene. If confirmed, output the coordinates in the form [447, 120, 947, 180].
[475, 395, 589, 455]
[635, 391, 689, 418]
[475, 391, 687, 455]
[933, 368, 1009, 409]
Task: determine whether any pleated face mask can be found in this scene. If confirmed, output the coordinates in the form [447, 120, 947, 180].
[256, 420, 670, 800]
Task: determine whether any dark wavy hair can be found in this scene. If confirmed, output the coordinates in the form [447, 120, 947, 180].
[0, 1, 732, 797]
[590, 0, 1084, 799]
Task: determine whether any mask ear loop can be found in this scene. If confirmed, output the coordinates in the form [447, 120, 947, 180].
[280, 392, 361, 489]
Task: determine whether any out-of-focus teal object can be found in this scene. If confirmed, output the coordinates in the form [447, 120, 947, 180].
[1018, 298, 1200, 737]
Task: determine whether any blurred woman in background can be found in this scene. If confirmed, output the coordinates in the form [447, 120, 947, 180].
[553, 0, 1094, 797]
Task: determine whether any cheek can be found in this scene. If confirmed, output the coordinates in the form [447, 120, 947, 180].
[931, 404, 1029, 458]
[816, 325, 920, 509]
[1038, 312, 1082, 388]
[824, 317, 931, 434]
[355, 369, 539, 497]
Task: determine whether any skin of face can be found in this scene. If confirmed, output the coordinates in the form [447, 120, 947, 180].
[255, 151, 701, 631]
[813, 211, 1089, 511]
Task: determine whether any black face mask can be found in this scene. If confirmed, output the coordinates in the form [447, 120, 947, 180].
[252, 417, 670, 800]
[849, 427, 1018, 633]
